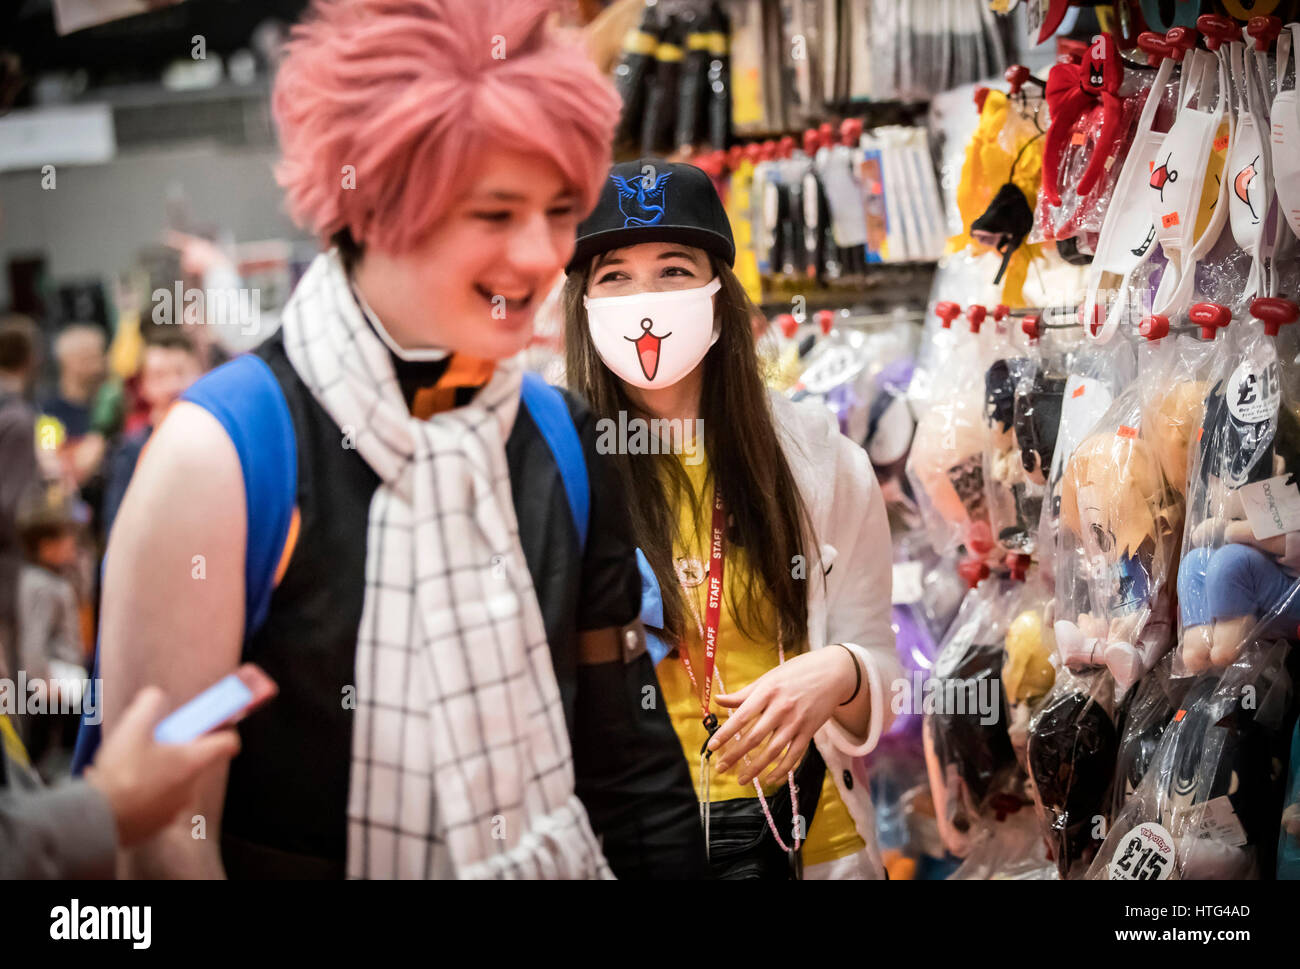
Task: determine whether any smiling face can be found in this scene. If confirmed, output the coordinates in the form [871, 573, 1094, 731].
[355, 147, 583, 361]
[585, 241, 711, 297]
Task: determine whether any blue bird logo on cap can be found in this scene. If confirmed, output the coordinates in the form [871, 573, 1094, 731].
[611, 171, 671, 227]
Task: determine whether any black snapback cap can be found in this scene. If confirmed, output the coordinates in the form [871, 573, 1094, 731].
[567, 158, 736, 274]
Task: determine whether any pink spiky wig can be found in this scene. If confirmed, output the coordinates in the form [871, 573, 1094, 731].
[272, 0, 620, 255]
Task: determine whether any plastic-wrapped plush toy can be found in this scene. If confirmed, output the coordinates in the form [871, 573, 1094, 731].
[1002, 591, 1056, 765]
[1086, 640, 1294, 880]
[922, 577, 1024, 858]
[1177, 314, 1300, 674]
[907, 370, 993, 561]
[1053, 384, 1182, 692]
[1026, 667, 1117, 878]
[1110, 654, 1191, 820]
[1035, 33, 1146, 245]
[985, 352, 1041, 555]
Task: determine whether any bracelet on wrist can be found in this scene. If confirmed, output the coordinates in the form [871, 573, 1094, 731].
[836, 643, 862, 707]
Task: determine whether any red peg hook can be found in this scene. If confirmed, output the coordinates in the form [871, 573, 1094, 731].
[1196, 14, 1238, 52]
[815, 309, 835, 336]
[775, 313, 798, 339]
[957, 558, 990, 589]
[1189, 302, 1232, 340]
[967, 304, 988, 334]
[1251, 297, 1300, 337]
[1021, 314, 1041, 341]
[935, 301, 962, 329]
[1136, 31, 1174, 66]
[1139, 314, 1170, 341]
[1246, 16, 1283, 52]
[1164, 27, 1198, 63]
[1005, 553, 1031, 582]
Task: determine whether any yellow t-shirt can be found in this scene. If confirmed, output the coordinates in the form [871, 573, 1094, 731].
[656, 454, 864, 867]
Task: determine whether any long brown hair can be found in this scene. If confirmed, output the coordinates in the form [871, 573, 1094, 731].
[563, 254, 814, 651]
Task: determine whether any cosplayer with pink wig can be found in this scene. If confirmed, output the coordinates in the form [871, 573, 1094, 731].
[87, 0, 707, 880]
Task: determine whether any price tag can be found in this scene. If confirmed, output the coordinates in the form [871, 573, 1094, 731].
[1227, 358, 1281, 424]
[1108, 822, 1176, 880]
[1184, 797, 1249, 849]
[1238, 474, 1300, 540]
[891, 561, 924, 605]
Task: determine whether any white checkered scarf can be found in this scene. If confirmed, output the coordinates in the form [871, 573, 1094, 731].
[281, 251, 611, 880]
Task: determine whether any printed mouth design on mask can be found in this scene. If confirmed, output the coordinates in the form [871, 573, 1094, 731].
[1131, 225, 1157, 257]
[1150, 153, 1177, 202]
[1234, 156, 1259, 222]
[624, 317, 672, 381]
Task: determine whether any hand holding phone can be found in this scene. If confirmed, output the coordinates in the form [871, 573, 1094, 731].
[153, 664, 278, 744]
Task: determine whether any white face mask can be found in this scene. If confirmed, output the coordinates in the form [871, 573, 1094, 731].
[584, 277, 722, 389]
[1084, 56, 1175, 343]
[1150, 48, 1233, 318]
[1271, 26, 1300, 242]
[1228, 38, 1268, 263]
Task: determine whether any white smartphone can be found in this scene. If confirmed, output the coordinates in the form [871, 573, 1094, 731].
[153, 664, 278, 744]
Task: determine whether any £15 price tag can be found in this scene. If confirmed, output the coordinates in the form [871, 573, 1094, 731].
[1109, 822, 1176, 880]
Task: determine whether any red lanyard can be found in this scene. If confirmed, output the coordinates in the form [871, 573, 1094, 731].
[679, 486, 726, 744]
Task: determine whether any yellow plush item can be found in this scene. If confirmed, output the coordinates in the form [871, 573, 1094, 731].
[1003, 609, 1055, 704]
[947, 89, 1044, 307]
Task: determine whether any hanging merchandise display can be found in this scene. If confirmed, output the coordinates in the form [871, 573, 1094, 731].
[1053, 382, 1183, 692]
[1080, 52, 1179, 343]
[689, 6, 1300, 880]
[1086, 640, 1295, 880]
[1148, 46, 1234, 319]
[1035, 33, 1148, 249]
[1177, 307, 1300, 675]
[922, 576, 1027, 859]
[1110, 653, 1191, 820]
[1027, 666, 1119, 878]
[949, 82, 1046, 307]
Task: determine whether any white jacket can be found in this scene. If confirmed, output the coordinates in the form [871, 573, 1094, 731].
[770, 391, 902, 877]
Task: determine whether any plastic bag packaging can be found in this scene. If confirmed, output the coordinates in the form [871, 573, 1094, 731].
[1035, 335, 1137, 589]
[1084, 640, 1295, 880]
[949, 802, 1058, 880]
[1080, 56, 1181, 344]
[1026, 666, 1118, 878]
[1002, 581, 1056, 767]
[1034, 35, 1149, 243]
[985, 336, 1065, 558]
[1052, 380, 1183, 694]
[1110, 653, 1192, 820]
[1176, 315, 1300, 676]
[906, 333, 995, 560]
[922, 577, 1025, 858]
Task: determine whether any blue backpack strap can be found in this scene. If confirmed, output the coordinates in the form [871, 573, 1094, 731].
[71, 354, 296, 775]
[180, 353, 298, 635]
[520, 373, 589, 553]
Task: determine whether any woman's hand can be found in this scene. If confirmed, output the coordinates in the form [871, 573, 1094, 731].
[707, 646, 858, 786]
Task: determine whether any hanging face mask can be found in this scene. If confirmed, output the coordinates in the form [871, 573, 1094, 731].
[1150, 49, 1233, 319]
[1271, 26, 1300, 242]
[1225, 34, 1272, 301]
[1083, 56, 1175, 343]
[584, 277, 722, 389]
